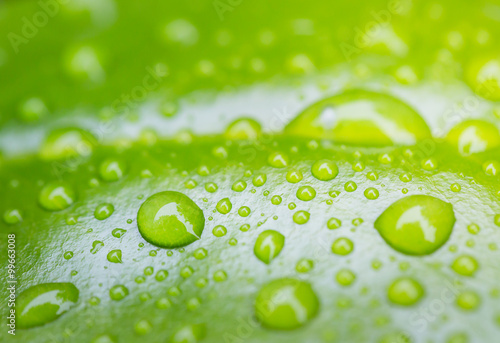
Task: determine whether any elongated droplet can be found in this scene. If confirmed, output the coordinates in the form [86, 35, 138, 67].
[17, 283, 79, 329]
[285, 89, 431, 146]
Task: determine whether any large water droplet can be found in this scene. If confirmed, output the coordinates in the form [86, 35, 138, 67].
[255, 278, 319, 330]
[137, 191, 205, 248]
[375, 195, 456, 255]
[40, 128, 96, 160]
[466, 56, 500, 101]
[17, 283, 79, 329]
[285, 89, 431, 146]
[225, 118, 262, 140]
[446, 120, 500, 155]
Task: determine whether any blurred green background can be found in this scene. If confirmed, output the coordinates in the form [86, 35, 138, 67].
[1, 0, 499, 128]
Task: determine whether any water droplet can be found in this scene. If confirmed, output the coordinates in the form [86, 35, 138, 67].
[107, 250, 122, 263]
[296, 186, 316, 201]
[3, 209, 22, 225]
[456, 291, 480, 311]
[16, 283, 79, 329]
[451, 183, 461, 192]
[331, 237, 354, 255]
[238, 206, 251, 217]
[364, 187, 379, 200]
[296, 259, 314, 273]
[194, 278, 207, 289]
[40, 128, 96, 160]
[204, 182, 218, 193]
[255, 278, 319, 330]
[344, 181, 357, 192]
[375, 195, 455, 255]
[399, 173, 412, 182]
[225, 118, 262, 140]
[378, 153, 393, 164]
[38, 182, 76, 211]
[89, 296, 100, 306]
[216, 198, 232, 214]
[184, 179, 197, 189]
[137, 191, 205, 248]
[134, 319, 152, 335]
[483, 160, 500, 176]
[109, 285, 128, 301]
[352, 218, 363, 226]
[254, 230, 285, 264]
[466, 57, 500, 101]
[253, 174, 267, 187]
[194, 248, 208, 260]
[467, 223, 480, 235]
[168, 286, 182, 297]
[366, 171, 379, 181]
[144, 266, 154, 276]
[268, 152, 289, 168]
[286, 169, 303, 183]
[336, 269, 356, 286]
[94, 203, 114, 220]
[186, 297, 201, 311]
[112, 228, 126, 238]
[421, 158, 438, 171]
[170, 324, 206, 343]
[387, 277, 424, 306]
[446, 332, 469, 343]
[90, 241, 104, 254]
[99, 158, 127, 182]
[180, 266, 194, 278]
[285, 89, 430, 146]
[327, 217, 342, 229]
[63, 251, 74, 260]
[271, 195, 282, 205]
[446, 120, 500, 155]
[212, 225, 227, 237]
[452, 255, 479, 276]
[293, 210, 310, 224]
[311, 160, 339, 181]
[155, 270, 169, 281]
[495, 214, 500, 227]
[352, 162, 365, 172]
[197, 165, 210, 176]
[213, 270, 227, 282]
[232, 180, 247, 192]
